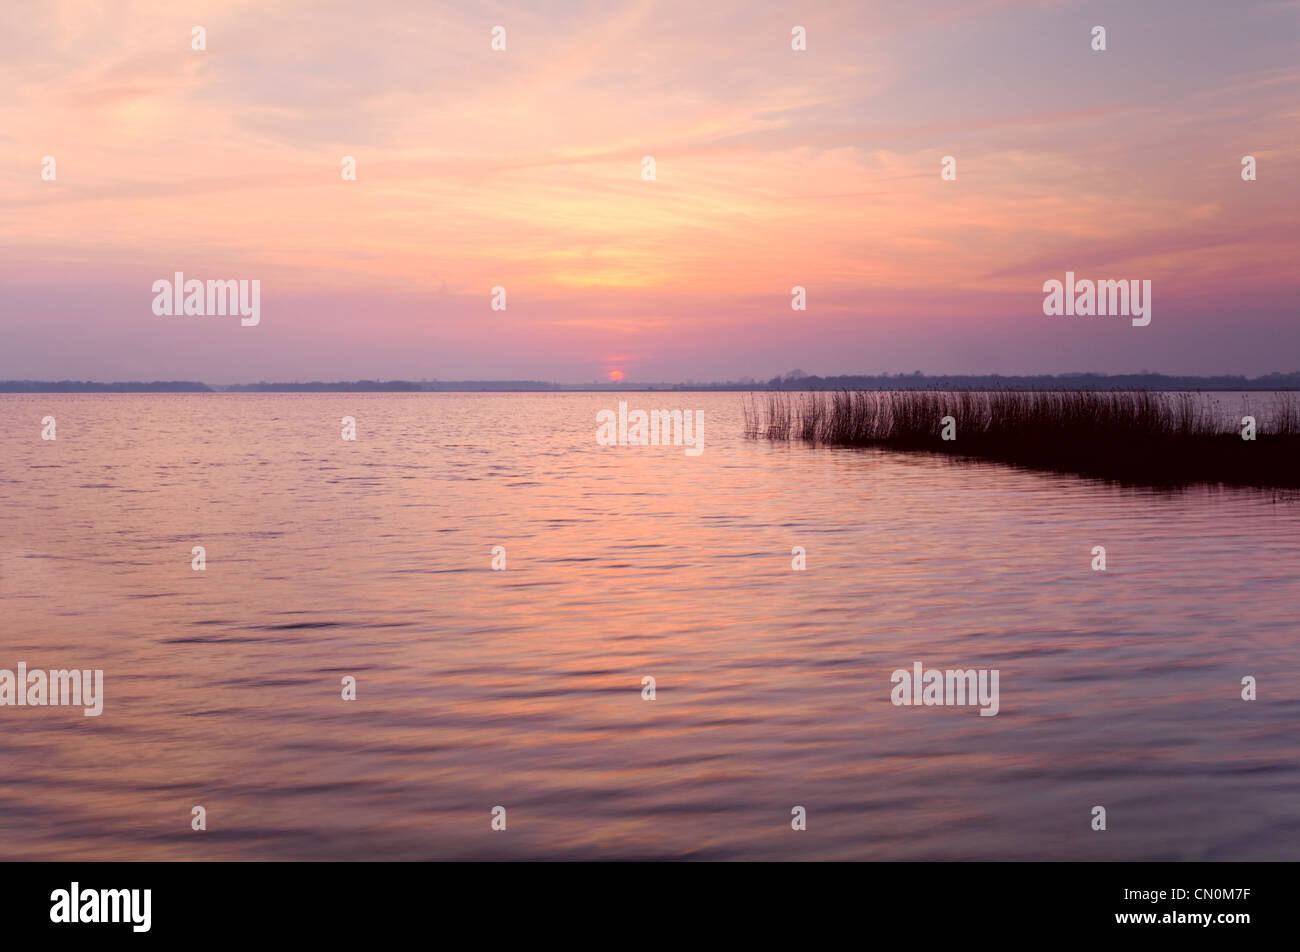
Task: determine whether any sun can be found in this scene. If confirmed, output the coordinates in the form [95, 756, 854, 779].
[608, 369, 624, 382]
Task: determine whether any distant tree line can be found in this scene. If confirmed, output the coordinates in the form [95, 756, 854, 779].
[750, 371, 1300, 391]
[3, 372, 1299, 392]
[220, 380, 424, 391]
[0, 380, 212, 392]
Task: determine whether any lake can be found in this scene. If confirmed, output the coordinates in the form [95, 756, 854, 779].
[1, 392, 1297, 859]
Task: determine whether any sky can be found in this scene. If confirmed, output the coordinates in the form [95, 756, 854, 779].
[1, 0, 1297, 383]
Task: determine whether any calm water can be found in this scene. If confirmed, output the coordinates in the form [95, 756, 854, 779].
[1, 392, 1298, 860]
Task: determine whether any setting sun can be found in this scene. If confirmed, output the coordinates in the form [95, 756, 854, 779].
[608, 369, 624, 382]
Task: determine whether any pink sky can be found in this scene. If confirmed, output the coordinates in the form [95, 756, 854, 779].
[2, 0, 1297, 382]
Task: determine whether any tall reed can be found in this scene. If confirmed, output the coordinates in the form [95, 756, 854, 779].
[743, 390, 1300, 488]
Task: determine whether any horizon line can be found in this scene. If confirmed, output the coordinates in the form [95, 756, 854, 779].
[5, 370, 1300, 393]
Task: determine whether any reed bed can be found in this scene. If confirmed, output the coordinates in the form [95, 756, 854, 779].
[743, 390, 1300, 488]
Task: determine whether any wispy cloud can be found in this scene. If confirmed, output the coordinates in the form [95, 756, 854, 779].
[1, 0, 1297, 381]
